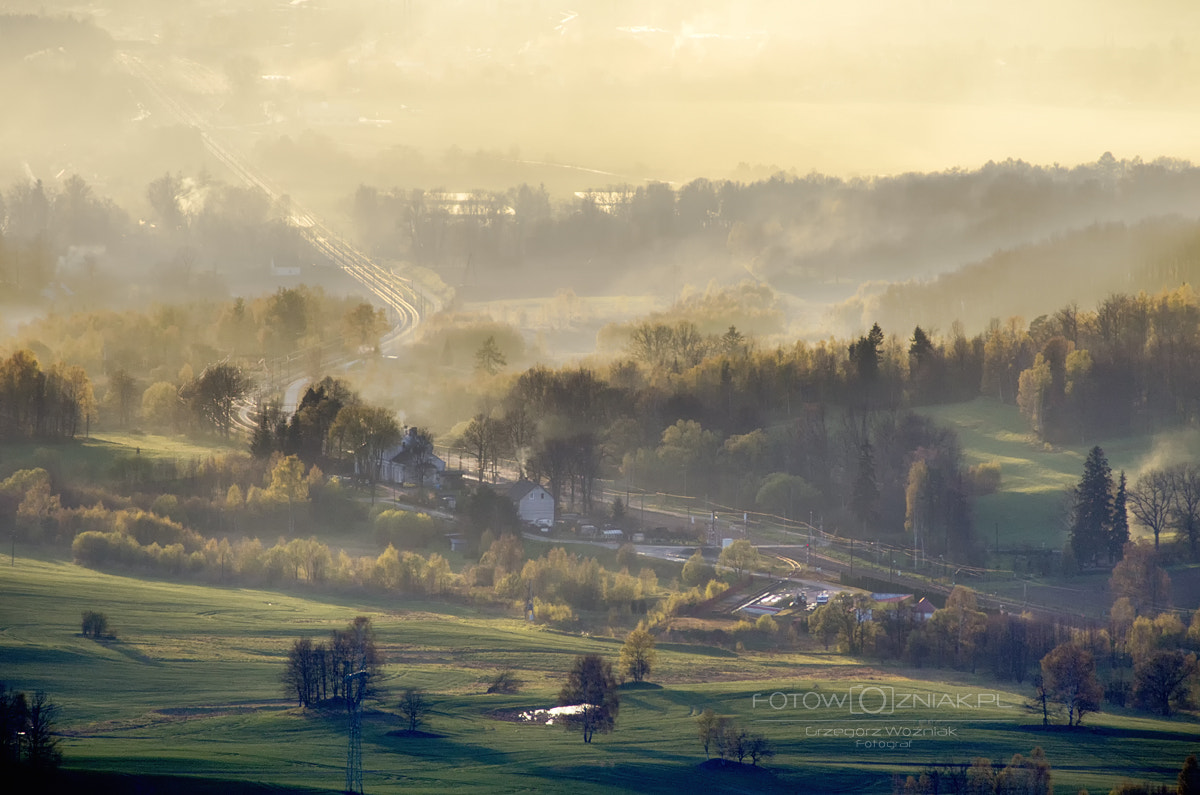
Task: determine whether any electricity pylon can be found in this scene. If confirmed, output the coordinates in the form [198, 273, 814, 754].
[344, 669, 369, 794]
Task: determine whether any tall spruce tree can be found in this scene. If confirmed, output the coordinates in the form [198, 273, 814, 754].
[1070, 446, 1113, 566]
[852, 440, 880, 531]
[1110, 470, 1130, 562]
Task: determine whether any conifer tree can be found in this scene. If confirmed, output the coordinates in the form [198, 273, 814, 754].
[1070, 446, 1112, 566]
[1110, 470, 1130, 562]
[852, 440, 880, 530]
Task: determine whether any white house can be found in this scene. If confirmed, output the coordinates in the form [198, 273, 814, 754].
[377, 427, 446, 487]
[507, 480, 554, 526]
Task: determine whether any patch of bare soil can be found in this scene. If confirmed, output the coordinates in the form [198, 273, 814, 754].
[659, 663, 888, 686]
[62, 703, 288, 737]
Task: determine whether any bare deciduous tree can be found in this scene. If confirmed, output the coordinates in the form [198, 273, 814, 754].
[398, 688, 431, 732]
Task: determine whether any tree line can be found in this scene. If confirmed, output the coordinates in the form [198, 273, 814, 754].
[250, 376, 440, 500]
[457, 343, 981, 560]
[346, 155, 1200, 293]
[0, 350, 94, 441]
[0, 168, 324, 311]
[447, 286, 1200, 567]
[3, 452, 345, 545]
[0, 172, 125, 302]
[0, 683, 61, 782]
[798, 567, 1200, 724]
[890, 747, 1053, 795]
[8, 456, 679, 626]
[1015, 288, 1200, 441]
[6, 286, 392, 437]
[852, 215, 1200, 346]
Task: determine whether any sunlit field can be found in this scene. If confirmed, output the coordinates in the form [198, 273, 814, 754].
[920, 399, 1183, 548]
[2, 556, 1197, 793]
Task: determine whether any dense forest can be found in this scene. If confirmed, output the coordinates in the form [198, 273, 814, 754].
[9, 155, 1200, 342]
[10, 278, 1200, 565]
[446, 285, 1200, 558]
[0, 170, 320, 312]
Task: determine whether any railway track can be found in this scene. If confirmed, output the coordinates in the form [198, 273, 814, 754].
[118, 51, 422, 331]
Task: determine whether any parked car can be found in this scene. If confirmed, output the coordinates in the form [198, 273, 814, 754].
[816, 591, 830, 605]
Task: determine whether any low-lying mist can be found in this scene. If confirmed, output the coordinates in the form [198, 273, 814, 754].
[5, 1, 1200, 365]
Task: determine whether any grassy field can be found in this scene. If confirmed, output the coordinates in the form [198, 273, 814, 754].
[2, 554, 1198, 793]
[0, 431, 244, 484]
[920, 399, 1196, 550]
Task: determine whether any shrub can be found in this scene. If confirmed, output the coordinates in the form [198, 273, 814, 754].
[73, 530, 145, 567]
[467, 564, 495, 588]
[967, 462, 1002, 496]
[755, 614, 779, 634]
[1105, 679, 1131, 707]
[81, 611, 109, 638]
[704, 579, 729, 600]
[113, 509, 201, 551]
[681, 549, 715, 588]
[616, 543, 637, 570]
[150, 494, 182, 522]
[486, 669, 523, 694]
[532, 598, 575, 627]
[374, 509, 439, 549]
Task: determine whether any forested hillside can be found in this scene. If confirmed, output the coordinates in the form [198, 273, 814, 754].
[347, 155, 1200, 318]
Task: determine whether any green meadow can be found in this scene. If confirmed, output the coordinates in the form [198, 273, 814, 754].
[920, 398, 1196, 550]
[2, 555, 1197, 793]
[0, 431, 244, 485]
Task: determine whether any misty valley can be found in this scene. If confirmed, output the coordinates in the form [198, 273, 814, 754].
[4, 3, 1200, 794]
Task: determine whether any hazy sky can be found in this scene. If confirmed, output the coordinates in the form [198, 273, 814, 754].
[5, 0, 1200, 190]
[368, 0, 1200, 180]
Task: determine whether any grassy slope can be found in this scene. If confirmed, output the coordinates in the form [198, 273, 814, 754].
[919, 398, 1184, 549]
[2, 556, 1197, 793]
[0, 431, 244, 483]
